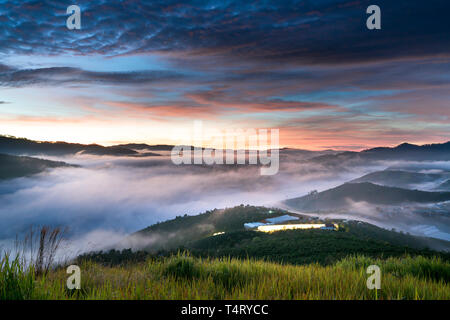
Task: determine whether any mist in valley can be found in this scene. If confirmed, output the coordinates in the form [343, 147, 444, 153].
[0, 151, 449, 254]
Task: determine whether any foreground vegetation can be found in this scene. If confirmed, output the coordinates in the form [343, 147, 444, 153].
[2, 253, 449, 300]
[1, 208, 449, 300]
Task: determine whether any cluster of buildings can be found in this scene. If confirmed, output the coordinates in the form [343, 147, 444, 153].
[244, 214, 338, 233]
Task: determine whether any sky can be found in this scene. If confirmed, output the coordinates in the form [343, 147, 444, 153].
[0, 0, 449, 151]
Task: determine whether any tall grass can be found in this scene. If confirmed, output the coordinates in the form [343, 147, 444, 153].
[336, 255, 450, 283]
[17, 226, 66, 276]
[30, 254, 450, 300]
[0, 225, 66, 300]
[0, 253, 35, 300]
[1, 251, 449, 300]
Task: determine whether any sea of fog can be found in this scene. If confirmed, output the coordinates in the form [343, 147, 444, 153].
[0, 153, 449, 254]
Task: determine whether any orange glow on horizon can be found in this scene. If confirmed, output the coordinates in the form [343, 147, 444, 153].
[1, 116, 448, 152]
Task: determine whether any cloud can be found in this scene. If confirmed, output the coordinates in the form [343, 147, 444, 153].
[1, 1, 448, 64]
[0, 1, 449, 152]
[0, 66, 188, 87]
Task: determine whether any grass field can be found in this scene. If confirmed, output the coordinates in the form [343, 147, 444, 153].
[1, 253, 449, 300]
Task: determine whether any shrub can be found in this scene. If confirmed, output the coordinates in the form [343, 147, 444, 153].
[163, 254, 201, 280]
[209, 262, 249, 292]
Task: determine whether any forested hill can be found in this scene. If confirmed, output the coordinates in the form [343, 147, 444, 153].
[285, 182, 450, 211]
[0, 153, 74, 180]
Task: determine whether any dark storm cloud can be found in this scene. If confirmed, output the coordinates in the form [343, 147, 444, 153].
[1, 0, 449, 64]
[0, 66, 188, 87]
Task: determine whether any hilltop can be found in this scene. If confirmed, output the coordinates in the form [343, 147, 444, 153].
[110, 206, 450, 266]
[0, 153, 75, 180]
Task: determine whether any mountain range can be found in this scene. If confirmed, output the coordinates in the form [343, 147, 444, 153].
[284, 182, 450, 211]
[349, 170, 447, 189]
[0, 135, 139, 156]
[307, 141, 450, 167]
[3, 135, 450, 161]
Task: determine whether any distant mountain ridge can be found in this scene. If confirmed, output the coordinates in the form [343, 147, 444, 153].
[115, 143, 175, 151]
[285, 182, 450, 211]
[0, 135, 140, 156]
[350, 170, 445, 188]
[308, 141, 450, 166]
[0, 135, 340, 162]
[3, 135, 448, 161]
